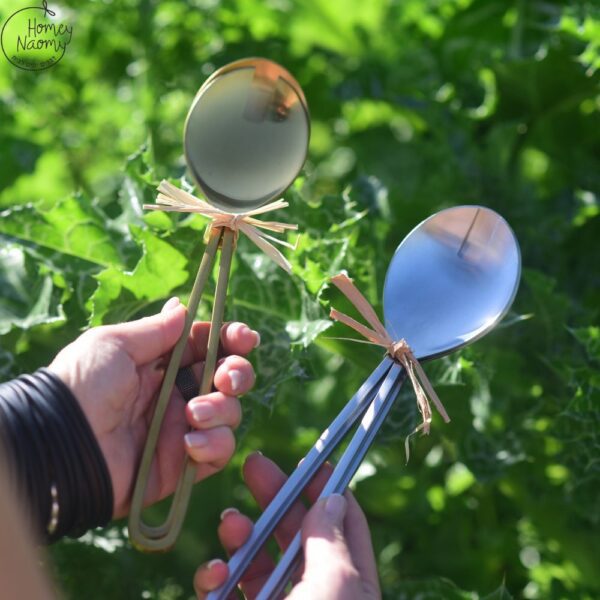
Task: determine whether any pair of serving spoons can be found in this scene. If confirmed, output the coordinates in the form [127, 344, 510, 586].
[123, 57, 521, 596]
[209, 205, 521, 598]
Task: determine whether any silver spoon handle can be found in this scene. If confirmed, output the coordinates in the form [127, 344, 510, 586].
[207, 357, 394, 600]
[256, 363, 406, 600]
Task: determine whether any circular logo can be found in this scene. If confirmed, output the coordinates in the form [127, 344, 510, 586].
[1, 1, 73, 71]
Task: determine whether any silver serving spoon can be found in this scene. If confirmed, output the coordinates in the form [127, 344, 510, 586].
[210, 205, 521, 599]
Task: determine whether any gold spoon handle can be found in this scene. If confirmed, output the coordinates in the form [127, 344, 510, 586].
[128, 227, 235, 552]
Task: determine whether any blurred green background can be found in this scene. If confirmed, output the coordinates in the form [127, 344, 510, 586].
[1, 0, 599, 598]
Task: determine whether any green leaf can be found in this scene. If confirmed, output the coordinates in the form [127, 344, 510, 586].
[571, 326, 600, 362]
[386, 576, 478, 599]
[0, 348, 15, 379]
[0, 245, 65, 335]
[482, 581, 514, 600]
[0, 135, 41, 190]
[87, 227, 188, 325]
[0, 195, 122, 267]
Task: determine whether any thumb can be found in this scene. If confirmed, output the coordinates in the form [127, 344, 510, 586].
[103, 297, 186, 364]
[299, 494, 360, 596]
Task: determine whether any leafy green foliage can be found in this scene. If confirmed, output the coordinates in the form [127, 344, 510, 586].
[0, 0, 598, 598]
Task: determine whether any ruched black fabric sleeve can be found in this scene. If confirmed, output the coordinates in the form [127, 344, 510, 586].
[0, 369, 113, 543]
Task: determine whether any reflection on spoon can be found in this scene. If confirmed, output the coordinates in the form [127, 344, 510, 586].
[244, 59, 300, 123]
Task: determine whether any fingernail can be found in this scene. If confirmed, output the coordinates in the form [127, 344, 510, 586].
[228, 369, 243, 393]
[228, 322, 245, 339]
[185, 431, 208, 449]
[246, 450, 262, 463]
[220, 507, 239, 521]
[162, 297, 180, 313]
[252, 330, 261, 347]
[191, 402, 214, 422]
[324, 494, 347, 525]
[207, 559, 224, 570]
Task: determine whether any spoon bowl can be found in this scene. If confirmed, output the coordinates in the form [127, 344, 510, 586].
[183, 58, 310, 213]
[383, 205, 521, 360]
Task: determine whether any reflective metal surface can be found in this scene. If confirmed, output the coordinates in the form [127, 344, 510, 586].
[383, 205, 521, 360]
[184, 58, 310, 213]
[205, 359, 392, 600]
[254, 363, 405, 600]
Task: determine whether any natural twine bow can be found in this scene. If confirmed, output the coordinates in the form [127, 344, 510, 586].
[329, 273, 450, 460]
[143, 180, 299, 273]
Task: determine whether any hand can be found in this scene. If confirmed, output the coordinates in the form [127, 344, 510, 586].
[194, 453, 381, 600]
[48, 297, 260, 518]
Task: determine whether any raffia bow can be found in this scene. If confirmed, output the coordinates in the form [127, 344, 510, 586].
[329, 273, 450, 457]
[143, 180, 299, 273]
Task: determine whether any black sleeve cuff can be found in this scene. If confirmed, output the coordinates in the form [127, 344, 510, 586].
[0, 369, 113, 543]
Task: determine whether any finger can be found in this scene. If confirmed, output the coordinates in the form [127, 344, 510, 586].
[299, 464, 378, 593]
[302, 461, 335, 503]
[243, 453, 336, 528]
[221, 322, 261, 356]
[186, 392, 242, 430]
[161, 296, 181, 313]
[218, 508, 254, 552]
[342, 491, 381, 597]
[217, 509, 277, 598]
[213, 356, 255, 396]
[181, 321, 260, 366]
[242, 453, 310, 551]
[105, 298, 186, 364]
[184, 426, 235, 470]
[194, 559, 228, 599]
[188, 355, 255, 397]
[299, 495, 361, 596]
